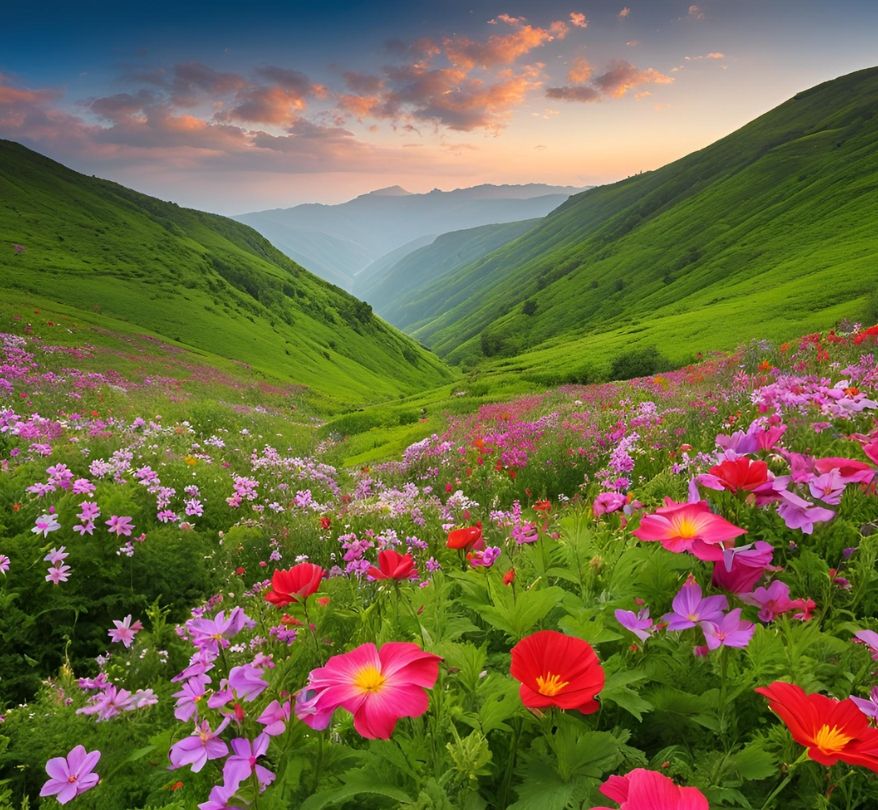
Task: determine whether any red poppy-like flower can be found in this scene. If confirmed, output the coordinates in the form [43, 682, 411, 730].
[755, 681, 878, 771]
[447, 522, 484, 550]
[709, 457, 769, 493]
[366, 549, 417, 581]
[319, 516, 331, 530]
[510, 630, 604, 714]
[533, 499, 551, 512]
[264, 562, 325, 607]
[503, 569, 516, 586]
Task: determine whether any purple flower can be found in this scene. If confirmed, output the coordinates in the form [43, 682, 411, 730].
[663, 579, 728, 631]
[46, 564, 72, 585]
[108, 615, 143, 648]
[198, 784, 244, 810]
[169, 718, 230, 772]
[222, 734, 275, 793]
[173, 676, 210, 722]
[76, 686, 135, 720]
[854, 629, 878, 660]
[257, 700, 291, 736]
[808, 470, 846, 505]
[189, 608, 255, 654]
[700, 608, 755, 650]
[469, 546, 502, 568]
[0, 554, 10, 575]
[614, 608, 655, 642]
[851, 687, 878, 720]
[40, 745, 101, 804]
[776, 490, 835, 534]
[227, 663, 268, 702]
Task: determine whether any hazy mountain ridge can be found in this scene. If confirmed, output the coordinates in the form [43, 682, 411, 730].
[235, 184, 585, 290]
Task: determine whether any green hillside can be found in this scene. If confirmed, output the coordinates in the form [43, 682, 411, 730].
[0, 140, 453, 409]
[358, 219, 540, 327]
[410, 67, 878, 375]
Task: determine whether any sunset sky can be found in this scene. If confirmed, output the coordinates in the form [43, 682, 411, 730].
[2, 0, 876, 213]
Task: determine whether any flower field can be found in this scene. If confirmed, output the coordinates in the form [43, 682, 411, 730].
[2, 321, 878, 809]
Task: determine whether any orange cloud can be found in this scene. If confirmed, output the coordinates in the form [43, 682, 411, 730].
[444, 21, 565, 69]
[567, 56, 593, 84]
[618, 7, 631, 18]
[569, 11, 588, 29]
[593, 60, 673, 98]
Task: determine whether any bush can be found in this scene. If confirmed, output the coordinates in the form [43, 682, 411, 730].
[608, 345, 669, 380]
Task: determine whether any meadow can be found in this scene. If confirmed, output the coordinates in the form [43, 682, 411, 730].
[1, 310, 878, 809]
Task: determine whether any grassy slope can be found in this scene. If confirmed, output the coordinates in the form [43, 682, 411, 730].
[361, 219, 541, 327]
[0, 140, 453, 410]
[410, 67, 878, 373]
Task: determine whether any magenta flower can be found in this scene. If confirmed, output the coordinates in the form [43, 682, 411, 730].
[593, 492, 627, 516]
[663, 579, 727, 631]
[595, 767, 708, 810]
[614, 609, 655, 643]
[169, 718, 230, 772]
[108, 615, 143, 648]
[296, 641, 442, 739]
[468, 546, 501, 568]
[0, 554, 10, 575]
[851, 687, 878, 720]
[257, 700, 291, 736]
[105, 515, 134, 537]
[76, 686, 135, 720]
[711, 541, 774, 594]
[776, 490, 835, 534]
[46, 564, 72, 585]
[700, 608, 755, 650]
[189, 607, 255, 654]
[222, 734, 275, 793]
[740, 580, 814, 622]
[32, 513, 61, 537]
[40, 745, 101, 805]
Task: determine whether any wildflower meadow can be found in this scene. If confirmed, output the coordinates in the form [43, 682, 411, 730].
[2, 322, 878, 809]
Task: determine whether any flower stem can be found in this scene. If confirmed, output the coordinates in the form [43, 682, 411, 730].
[760, 750, 809, 810]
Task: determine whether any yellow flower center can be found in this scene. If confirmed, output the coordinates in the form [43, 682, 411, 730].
[535, 672, 570, 697]
[353, 665, 386, 694]
[673, 516, 700, 538]
[813, 724, 852, 754]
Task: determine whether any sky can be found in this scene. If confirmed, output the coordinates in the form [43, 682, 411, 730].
[2, 1, 877, 213]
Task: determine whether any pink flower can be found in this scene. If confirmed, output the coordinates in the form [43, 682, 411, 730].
[296, 641, 441, 739]
[632, 500, 746, 560]
[105, 515, 134, 537]
[593, 492, 627, 516]
[40, 745, 101, 805]
[169, 718, 230, 772]
[854, 629, 878, 660]
[197, 784, 241, 810]
[808, 470, 846, 505]
[0, 554, 9, 575]
[44, 547, 69, 565]
[776, 490, 835, 534]
[851, 687, 878, 720]
[108, 615, 143, 648]
[814, 456, 875, 485]
[173, 676, 209, 722]
[257, 700, 291, 736]
[46, 564, 71, 585]
[32, 513, 61, 537]
[594, 767, 708, 810]
[740, 580, 814, 622]
[700, 608, 755, 650]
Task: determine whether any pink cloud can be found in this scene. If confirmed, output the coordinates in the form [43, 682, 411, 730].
[444, 22, 564, 70]
[618, 7, 631, 18]
[569, 12, 588, 29]
[221, 86, 307, 124]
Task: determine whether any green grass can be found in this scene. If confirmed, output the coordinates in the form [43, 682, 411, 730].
[404, 66, 878, 375]
[0, 140, 454, 411]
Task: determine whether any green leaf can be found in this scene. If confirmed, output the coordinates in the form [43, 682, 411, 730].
[298, 769, 413, 810]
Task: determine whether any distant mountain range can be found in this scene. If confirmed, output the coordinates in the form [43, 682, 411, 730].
[235, 184, 584, 290]
[399, 66, 878, 379]
[0, 140, 452, 408]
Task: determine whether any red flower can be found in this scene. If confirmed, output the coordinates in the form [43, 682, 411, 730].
[366, 549, 417, 581]
[755, 681, 878, 771]
[319, 516, 331, 530]
[503, 569, 516, 586]
[447, 522, 484, 550]
[234, 566, 245, 576]
[510, 630, 604, 714]
[708, 457, 769, 493]
[264, 562, 325, 607]
[533, 499, 551, 512]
